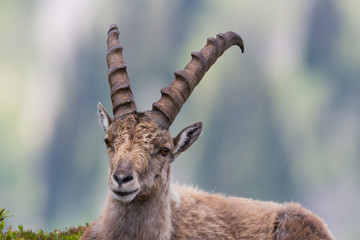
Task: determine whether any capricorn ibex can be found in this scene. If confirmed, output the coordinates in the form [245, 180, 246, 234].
[80, 24, 335, 240]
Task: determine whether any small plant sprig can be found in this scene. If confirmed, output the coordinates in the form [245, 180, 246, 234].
[0, 208, 12, 221]
[0, 208, 13, 232]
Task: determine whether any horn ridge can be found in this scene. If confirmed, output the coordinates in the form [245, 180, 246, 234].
[151, 31, 244, 128]
[106, 24, 137, 119]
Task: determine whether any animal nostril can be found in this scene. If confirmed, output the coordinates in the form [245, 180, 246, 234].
[113, 173, 133, 185]
[122, 175, 133, 184]
[113, 174, 120, 185]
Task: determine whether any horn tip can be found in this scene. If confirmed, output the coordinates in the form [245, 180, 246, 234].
[220, 31, 245, 53]
[239, 41, 245, 53]
[108, 24, 119, 35]
[227, 31, 245, 53]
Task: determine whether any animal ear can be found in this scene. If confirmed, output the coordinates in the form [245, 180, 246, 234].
[98, 102, 113, 132]
[172, 122, 203, 159]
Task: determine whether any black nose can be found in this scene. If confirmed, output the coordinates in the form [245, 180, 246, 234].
[113, 173, 134, 185]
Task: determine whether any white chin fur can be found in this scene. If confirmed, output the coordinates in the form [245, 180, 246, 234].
[111, 190, 139, 203]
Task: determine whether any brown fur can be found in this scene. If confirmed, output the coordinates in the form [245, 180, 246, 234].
[81, 113, 335, 240]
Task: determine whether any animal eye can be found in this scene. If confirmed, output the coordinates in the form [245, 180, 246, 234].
[160, 148, 170, 156]
[104, 139, 112, 148]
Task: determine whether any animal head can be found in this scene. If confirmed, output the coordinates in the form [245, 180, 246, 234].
[98, 24, 243, 203]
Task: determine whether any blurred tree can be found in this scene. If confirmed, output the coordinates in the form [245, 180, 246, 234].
[195, 67, 293, 202]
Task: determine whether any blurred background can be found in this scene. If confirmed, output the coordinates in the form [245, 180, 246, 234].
[1, 0, 359, 239]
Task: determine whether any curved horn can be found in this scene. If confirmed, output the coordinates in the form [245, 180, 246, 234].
[151, 31, 244, 128]
[107, 24, 137, 119]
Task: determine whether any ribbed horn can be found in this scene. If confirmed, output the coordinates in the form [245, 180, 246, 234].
[151, 31, 244, 128]
[107, 24, 137, 119]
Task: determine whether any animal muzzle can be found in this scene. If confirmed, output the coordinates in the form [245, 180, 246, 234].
[112, 161, 135, 186]
[112, 171, 134, 185]
[110, 161, 140, 202]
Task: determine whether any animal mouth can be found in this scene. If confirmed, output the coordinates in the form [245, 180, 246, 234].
[112, 189, 139, 197]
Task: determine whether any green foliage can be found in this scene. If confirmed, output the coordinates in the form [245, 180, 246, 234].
[0, 209, 87, 239]
[0, 208, 12, 222]
[0, 208, 12, 232]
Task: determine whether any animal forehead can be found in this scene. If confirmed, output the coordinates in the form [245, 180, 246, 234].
[107, 115, 171, 143]
[135, 122, 168, 142]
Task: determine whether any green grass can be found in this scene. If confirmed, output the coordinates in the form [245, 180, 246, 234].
[0, 208, 87, 240]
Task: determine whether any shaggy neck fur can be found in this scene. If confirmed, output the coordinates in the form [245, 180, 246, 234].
[99, 176, 172, 240]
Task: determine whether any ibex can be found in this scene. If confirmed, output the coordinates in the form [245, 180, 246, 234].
[81, 24, 335, 240]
